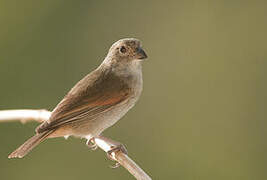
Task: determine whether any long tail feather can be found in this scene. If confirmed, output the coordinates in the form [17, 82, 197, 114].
[8, 130, 53, 158]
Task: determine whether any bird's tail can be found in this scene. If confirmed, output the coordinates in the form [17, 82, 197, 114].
[8, 130, 54, 159]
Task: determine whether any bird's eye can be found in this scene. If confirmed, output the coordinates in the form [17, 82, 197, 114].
[119, 46, 127, 53]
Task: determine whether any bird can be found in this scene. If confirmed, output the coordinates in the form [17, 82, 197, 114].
[8, 38, 147, 158]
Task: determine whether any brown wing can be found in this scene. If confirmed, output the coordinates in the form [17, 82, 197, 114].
[36, 67, 131, 133]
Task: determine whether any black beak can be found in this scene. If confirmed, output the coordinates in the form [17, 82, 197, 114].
[137, 47, 148, 60]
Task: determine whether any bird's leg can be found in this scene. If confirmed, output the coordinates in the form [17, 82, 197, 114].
[93, 136, 129, 168]
[86, 138, 98, 151]
[106, 141, 128, 169]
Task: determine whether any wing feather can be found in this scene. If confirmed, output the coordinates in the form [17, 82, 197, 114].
[36, 67, 131, 133]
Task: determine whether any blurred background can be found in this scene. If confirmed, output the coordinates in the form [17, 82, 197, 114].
[0, 0, 267, 179]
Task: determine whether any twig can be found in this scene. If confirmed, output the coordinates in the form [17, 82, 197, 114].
[0, 109, 51, 123]
[0, 109, 152, 180]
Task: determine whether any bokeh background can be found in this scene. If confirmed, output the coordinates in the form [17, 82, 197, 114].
[1, 0, 267, 179]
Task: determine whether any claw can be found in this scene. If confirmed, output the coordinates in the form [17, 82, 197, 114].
[106, 144, 128, 169]
[109, 162, 120, 169]
[86, 138, 98, 150]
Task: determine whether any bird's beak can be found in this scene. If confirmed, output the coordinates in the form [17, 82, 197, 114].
[136, 47, 148, 60]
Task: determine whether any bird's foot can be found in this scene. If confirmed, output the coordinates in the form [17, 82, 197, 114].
[107, 143, 128, 169]
[86, 138, 98, 151]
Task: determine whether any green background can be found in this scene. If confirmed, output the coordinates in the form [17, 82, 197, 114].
[1, 0, 267, 179]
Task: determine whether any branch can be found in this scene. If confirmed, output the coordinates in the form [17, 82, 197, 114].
[0, 109, 152, 180]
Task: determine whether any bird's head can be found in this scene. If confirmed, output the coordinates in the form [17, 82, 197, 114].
[106, 38, 147, 64]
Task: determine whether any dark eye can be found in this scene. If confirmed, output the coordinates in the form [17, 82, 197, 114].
[119, 46, 127, 53]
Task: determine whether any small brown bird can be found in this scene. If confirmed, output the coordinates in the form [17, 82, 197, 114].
[9, 38, 147, 158]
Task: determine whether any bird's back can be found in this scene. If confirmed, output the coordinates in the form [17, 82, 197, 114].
[36, 63, 142, 136]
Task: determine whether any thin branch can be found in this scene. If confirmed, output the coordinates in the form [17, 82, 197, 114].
[0, 109, 152, 180]
[94, 136, 152, 180]
[0, 109, 51, 123]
